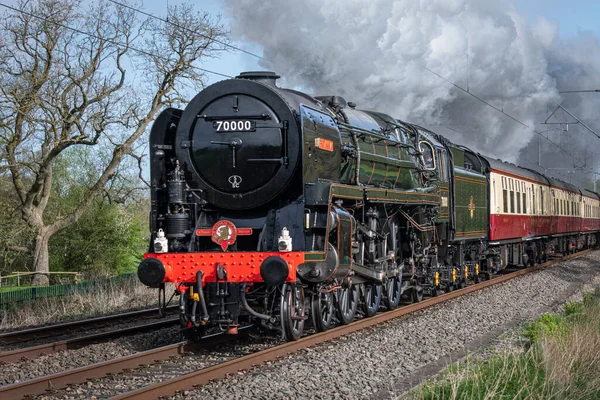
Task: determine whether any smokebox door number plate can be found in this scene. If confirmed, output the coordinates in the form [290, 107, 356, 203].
[213, 120, 256, 132]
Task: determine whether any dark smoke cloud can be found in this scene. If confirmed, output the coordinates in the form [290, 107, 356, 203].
[221, 0, 600, 187]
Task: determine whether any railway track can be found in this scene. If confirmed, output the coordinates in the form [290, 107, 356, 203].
[0, 305, 177, 347]
[0, 318, 179, 364]
[0, 250, 590, 399]
[0, 327, 258, 399]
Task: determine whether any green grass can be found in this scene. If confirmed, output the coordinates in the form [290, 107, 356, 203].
[416, 352, 548, 400]
[0, 286, 34, 293]
[0, 276, 165, 330]
[407, 293, 600, 400]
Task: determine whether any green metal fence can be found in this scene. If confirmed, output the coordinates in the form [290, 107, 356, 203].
[0, 273, 136, 307]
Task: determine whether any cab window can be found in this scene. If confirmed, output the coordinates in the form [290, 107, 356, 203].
[437, 149, 448, 180]
[419, 142, 435, 170]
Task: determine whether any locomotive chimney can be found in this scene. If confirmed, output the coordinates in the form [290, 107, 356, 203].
[236, 71, 280, 87]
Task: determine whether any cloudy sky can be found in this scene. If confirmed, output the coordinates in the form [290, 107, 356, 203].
[208, 0, 600, 186]
[4, 0, 600, 187]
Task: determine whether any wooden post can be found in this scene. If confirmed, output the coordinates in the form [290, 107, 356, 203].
[17, 271, 20, 287]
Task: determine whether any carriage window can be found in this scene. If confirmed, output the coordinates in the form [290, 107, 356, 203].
[523, 193, 527, 214]
[541, 187, 544, 215]
[510, 191, 515, 213]
[502, 177, 507, 213]
[532, 185, 536, 214]
[516, 193, 521, 213]
[419, 142, 435, 170]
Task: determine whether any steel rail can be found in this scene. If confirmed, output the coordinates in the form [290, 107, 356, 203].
[0, 318, 179, 364]
[113, 250, 592, 400]
[0, 327, 255, 399]
[0, 305, 177, 344]
[0, 250, 591, 399]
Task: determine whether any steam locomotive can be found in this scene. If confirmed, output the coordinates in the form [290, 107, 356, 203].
[138, 71, 600, 340]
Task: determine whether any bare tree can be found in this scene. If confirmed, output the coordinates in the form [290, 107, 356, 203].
[0, 0, 228, 285]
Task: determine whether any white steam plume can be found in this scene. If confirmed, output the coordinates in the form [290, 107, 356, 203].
[221, 0, 600, 182]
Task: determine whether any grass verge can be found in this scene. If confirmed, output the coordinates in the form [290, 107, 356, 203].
[0, 276, 169, 331]
[406, 290, 600, 400]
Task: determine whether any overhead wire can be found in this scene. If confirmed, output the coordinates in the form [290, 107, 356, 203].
[423, 65, 593, 172]
[551, 102, 600, 139]
[107, 0, 266, 61]
[559, 89, 600, 93]
[0, 2, 234, 79]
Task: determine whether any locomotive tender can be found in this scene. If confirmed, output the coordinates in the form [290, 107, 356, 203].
[138, 71, 600, 340]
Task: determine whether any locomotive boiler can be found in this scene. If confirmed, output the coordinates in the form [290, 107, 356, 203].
[137, 71, 444, 340]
